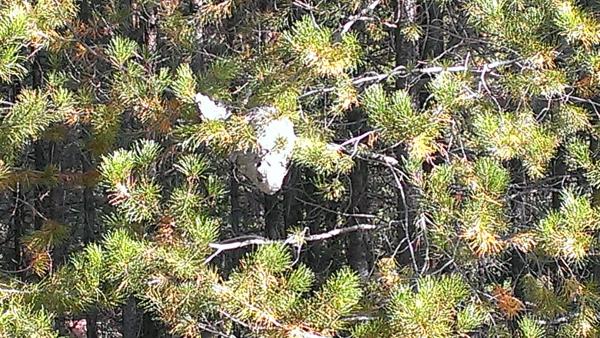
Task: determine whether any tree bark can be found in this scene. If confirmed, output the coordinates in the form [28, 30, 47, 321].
[392, 0, 422, 271]
[283, 167, 302, 230]
[11, 188, 24, 276]
[345, 109, 371, 279]
[551, 149, 567, 209]
[263, 193, 284, 239]
[229, 165, 241, 235]
[393, 0, 419, 91]
[122, 296, 140, 338]
[81, 150, 99, 338]
[141, 312, 160, 338]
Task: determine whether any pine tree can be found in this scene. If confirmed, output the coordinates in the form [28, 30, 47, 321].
[2, 0, 600, 337]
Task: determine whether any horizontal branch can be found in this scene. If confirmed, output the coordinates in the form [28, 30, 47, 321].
[209, 238, 274, 252]
[0, 287, 28, 294]
[302, 223, 378, 241]
[205, 224, 379, 264]
[300, 58, 519, 99]
[355, 59, 518, 85]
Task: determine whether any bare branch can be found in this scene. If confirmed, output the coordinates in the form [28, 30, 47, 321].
[303, 223, 378, 241]
[300, 58, 520, 99]
[205, 224, 380, 264]
[209, 238, 274, 252]
[0, 286, 28, 294]
[340, 0, 382, 35]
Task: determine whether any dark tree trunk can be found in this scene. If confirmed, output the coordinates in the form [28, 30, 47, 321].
[589, 137, 600, 281]
[551, 149, 567, 209]
[229, 165, 241, 235]
[263, 193, 284, 239]
[422, 1, 444, 59]
[283, 167, 302, 230]
[393, 0, 419, 91]
[76, 4, 99, 337]
[122, 296, 140, 338]
[5, 80, 23, 277]
[11, 189, 24, 276]
[508, 159, 526, 319]
[392, 0, 422, 271]
[141, 312, 160, 338]
[49, 142, 67, 265]
[81, 150, 99, 338]
[33, 143, 46, 231]
[86, 309, 99, 338]
[345, 109, 371, 279]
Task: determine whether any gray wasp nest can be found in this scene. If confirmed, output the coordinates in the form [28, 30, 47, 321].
[194, 93, 231, 121]
[195, 93, 296, 194]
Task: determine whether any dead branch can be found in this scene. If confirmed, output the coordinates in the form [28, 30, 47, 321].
[205, 223, 380, 264]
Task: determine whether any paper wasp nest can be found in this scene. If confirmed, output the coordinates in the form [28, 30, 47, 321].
[232, 106, 296, 194]
[195, 93, 296, 194]
[194, 93, 231, 121]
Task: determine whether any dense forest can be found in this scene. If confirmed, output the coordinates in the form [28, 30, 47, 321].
[2, 0, 600, 337]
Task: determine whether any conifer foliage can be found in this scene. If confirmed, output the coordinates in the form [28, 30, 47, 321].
[2, 0, 600, 337]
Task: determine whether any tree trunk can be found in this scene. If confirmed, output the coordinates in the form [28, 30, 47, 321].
[393, 0, 423, 271]
[551, 149, 567, 209]
[283, 167, 302, 230]
[229, 164, 241, 235]
[393, 0, 419, 91]
[345, 109, 371, 279]
[11, 188, 24, 276]
[122, 296, 140, 338]
[141, 312, 160, 338]
[81, 150, 99, 338]
[86, 310, 99, 338]
[263, 193, 284, 239]
[6, 77, 24, 276]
